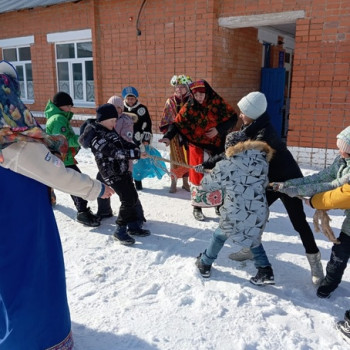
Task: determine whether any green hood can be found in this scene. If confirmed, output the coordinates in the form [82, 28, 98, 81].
[44, 99, 73, 121]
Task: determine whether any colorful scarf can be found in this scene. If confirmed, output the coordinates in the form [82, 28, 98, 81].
[174, 80, 236, 149]
[160, 93, 191, 132]
[0, 73, 67, 162]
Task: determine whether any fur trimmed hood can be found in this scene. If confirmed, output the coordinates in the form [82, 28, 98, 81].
[225, 139, 274, 162]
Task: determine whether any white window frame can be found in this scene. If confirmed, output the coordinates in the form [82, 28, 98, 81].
[0, 36, 35, 104]
[47, 29, 94, 107]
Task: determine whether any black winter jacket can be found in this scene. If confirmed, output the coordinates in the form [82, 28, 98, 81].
[241, 112, 303, 182]
[79, 119, 140, 185]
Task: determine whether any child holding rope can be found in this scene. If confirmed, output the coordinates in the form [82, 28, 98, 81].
[272, 126, 350, 298]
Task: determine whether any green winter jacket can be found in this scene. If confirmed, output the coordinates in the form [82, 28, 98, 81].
[44, 100, 80, 166]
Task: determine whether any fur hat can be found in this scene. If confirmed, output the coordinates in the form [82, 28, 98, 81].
[122, 86, 139, 99]
[225, 131, 248, 150]
[237, 91, 267, 120]
[189, 80, 206, 94]
[0, 60, 18, 79]
[336, 126, 350, 154]
[96, 103, 118, 122]
[170, 75, 192, 87]
[53, 91, 74, 107]
[107, 95, 124, 110]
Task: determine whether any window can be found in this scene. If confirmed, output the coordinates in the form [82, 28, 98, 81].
[55, 41, 94, 105]
[2, 46, 34, 102]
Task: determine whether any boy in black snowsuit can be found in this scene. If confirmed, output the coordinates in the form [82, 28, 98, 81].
[79, 103, 150, 245]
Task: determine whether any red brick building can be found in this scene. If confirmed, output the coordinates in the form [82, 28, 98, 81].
[0, 0, 349, 166]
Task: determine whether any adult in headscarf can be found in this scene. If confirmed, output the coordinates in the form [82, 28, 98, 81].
[159, 75, 193, 193]
[160, 80, 238, 220]
[0, 61, 114, 350]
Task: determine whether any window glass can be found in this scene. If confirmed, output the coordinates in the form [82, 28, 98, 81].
[19, 47, 31, 61]
[55, 40, 94, 104]
[2, 45, 34, 101]
[3, 48, 17, 61]
[73, 63, 83, 100]
[25, 63, 34, 100]
[85, 61, 94, 101]
[56, 43, 75, 59]
[57, 61, 70, 93]
[77, 42, 92, 58]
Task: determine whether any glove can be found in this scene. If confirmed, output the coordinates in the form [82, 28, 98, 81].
[194, 164, 205, 173]
[280, 186, 299, 198]
[270, 182, 285, 191]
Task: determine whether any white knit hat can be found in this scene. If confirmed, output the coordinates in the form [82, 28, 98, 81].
[237, 91, 267, 120]
[336, 126, 350, 154]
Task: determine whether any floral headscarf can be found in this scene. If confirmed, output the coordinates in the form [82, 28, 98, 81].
[0, 62, 67, 162]
[174, 80, 237, 150]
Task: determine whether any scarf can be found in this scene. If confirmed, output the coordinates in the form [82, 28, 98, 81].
[0, 73, 67, 163]
[174, 80, 236, 149]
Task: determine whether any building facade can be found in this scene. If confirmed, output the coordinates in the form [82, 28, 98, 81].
[0, 0, 348, 167]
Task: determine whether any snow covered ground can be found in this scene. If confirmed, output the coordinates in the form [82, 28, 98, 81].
[53, 148, 349, 350]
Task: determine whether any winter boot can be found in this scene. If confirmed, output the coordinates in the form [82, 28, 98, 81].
[169, 177, 177, 193]
[316, 277, 338, 298]
[317, 241, 349, 298]
[135, 180, 143, 190]
[96, 211, 113, 221]
[195, 253, 211, 278]
[127, 221, 151, 237]
[228, 247, 253, 261]
[113, 225, 135, 245]
[193, 207, 204, 221]
[182, 176, 190, 192]
[96, 196, 113, 221]
[250, 266, 275, 286]
[76, 208, 100, 227]
[306, 252, 324, 285]
[336, 310, 350, 344]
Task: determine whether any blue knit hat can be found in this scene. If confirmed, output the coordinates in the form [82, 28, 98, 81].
[122, 86, 139, 99]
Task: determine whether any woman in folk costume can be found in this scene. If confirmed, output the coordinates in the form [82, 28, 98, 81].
[160, 80, 238, 220]
[0, 61, 113, 350]
[159, 75, 193, 193]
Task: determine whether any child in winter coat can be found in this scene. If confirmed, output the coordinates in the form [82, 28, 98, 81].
[307, 185, 350, 342]
[195, 131, 276, 285]
[273, 126, 350, 297]
[45, 91, 100, 227]
[79, 103, 151, 245]
[122, 86, 153, 190]
[95, 95, 146, 225]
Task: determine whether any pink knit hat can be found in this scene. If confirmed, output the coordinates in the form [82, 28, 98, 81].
[107, 95, 124, 110]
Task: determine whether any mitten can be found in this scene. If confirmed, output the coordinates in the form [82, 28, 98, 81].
[194, 164, 205, 173]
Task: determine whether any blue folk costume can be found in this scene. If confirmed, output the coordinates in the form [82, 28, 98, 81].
[0, 61, 73, 349]
[132, 144, 167, 181]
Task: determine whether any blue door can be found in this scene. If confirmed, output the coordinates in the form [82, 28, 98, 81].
[260, 68, 285, 137]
